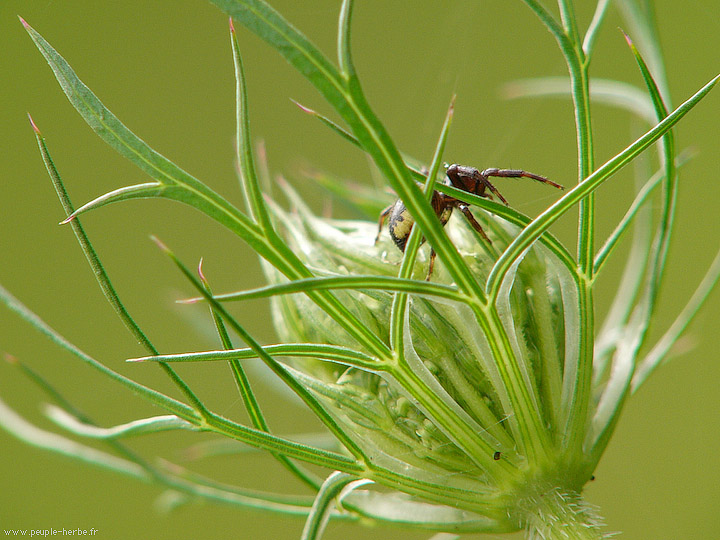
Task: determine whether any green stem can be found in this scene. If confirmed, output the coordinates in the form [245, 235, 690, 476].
[573, 65, 595, 274]
[519, 487, 606, 540]
[557, 7, 596, 459]
[513, 7, 597, 456]
[301, 472, 355, 540]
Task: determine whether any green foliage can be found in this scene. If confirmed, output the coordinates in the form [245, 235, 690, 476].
[2, 1, 719, 539]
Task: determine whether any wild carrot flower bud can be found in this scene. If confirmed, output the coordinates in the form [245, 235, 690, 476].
[261, 183, 604, 536]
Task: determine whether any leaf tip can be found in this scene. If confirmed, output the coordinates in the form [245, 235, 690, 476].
[27, 113, 41, 135]
[228, 17, 236, 35]
[197, 257, 211, 288]
[59, 213, 77, 225]
[3, 352, 18, 366]
[619, 28, 636, 52]
[18, 15, 30, 30]
[149, 234, 170, 254]
[290, 99, 315, 115]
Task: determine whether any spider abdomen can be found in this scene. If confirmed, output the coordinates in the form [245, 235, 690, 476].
[388, 195, 454, 252]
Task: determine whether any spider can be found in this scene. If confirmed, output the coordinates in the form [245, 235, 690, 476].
[375, 163, 563, 279]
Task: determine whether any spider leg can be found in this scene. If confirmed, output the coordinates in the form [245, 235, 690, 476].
[476, 175, 508, 206]
[375, 204, 393, 245]
[481, 168, 564, 190]
[458, 205, 492, 244]
[425, 247, 437, 281]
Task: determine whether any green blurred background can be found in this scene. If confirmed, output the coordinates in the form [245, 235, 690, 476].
[2, 1, 719, 538]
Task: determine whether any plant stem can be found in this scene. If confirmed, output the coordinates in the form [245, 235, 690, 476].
[520, 487, 606, 540]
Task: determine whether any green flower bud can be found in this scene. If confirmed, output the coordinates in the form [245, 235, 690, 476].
[261, 183, 594, 533]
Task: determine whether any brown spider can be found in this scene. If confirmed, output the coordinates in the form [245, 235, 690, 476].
[375, 164, 563, 279]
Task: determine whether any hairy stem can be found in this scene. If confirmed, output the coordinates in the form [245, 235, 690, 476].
[519, 487, 607, 540]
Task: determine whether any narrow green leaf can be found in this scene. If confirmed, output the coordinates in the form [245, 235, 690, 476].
[301, 472, 355, 540]
[159, 462, 322, 511]
[519, 1, 570, 53]
[622, 30, 677, 330]
[291, 100, 430, 186]
[594, 178, 656, 279]
[390, 97, 455, 351]
[5, 351, 164, 480]
[60, 182, 171, 223]
[129, 343, 382, 373]
[231, 18, 272, 231]
[594, 151, 692, 274]
[210, 1, 346, 106]
[22, 17, 182, 183]
[582, 0, 612, 57]
[503, 77, 656, 123]
[32, 119, 218, 424]
[0, 396, 148, 477]
[587, 32, 682, 453]
[184, 275, 467, 305]
[183, 433, 340, 459]
[4, 351, 85, 426]
[616, 0, 670, 100]
[292, 99, 360, 148]
[45, 407, 195, 439]
[623, 31, 670, 119]
[30, 120, 160, 357]
[199, 261, 266, 429]
[22, 21, 235, 203]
